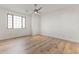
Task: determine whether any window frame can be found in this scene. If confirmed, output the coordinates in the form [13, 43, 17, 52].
[7, 13, 26, 29]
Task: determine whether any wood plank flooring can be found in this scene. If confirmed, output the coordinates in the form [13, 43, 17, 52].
[0, 35, 79, 54]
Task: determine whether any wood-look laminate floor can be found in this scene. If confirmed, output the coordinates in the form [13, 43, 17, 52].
[0, 35, 79, 54]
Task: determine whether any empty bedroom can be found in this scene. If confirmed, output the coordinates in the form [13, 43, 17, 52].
[0, 4, 79, 54]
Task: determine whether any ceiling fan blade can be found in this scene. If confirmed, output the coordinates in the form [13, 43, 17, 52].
[38, 7, 42, 11]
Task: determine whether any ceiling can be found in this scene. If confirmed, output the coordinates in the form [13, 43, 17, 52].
[0, 4, 79, 15]
[0, 4, 34, 15]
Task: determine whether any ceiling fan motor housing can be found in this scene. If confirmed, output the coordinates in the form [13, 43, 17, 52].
[34, 9, 39, 13]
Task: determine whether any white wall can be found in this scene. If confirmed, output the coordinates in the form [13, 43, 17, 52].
[0, 8, 32, 40]
[41, 7, 79, 42]
[31, 13, 41, 35]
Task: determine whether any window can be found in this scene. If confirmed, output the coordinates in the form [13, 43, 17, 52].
[8, 15, 13, 28]
[8, 14, 26, 28]
[22, 17, 25, 28]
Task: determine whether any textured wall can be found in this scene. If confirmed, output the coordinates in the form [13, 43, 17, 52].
[41, 6, 79, 42]
[0, 8, 32, 40]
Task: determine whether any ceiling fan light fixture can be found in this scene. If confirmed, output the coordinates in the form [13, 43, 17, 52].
[34, 11, 40, 15]
[34, 11, 37, 13]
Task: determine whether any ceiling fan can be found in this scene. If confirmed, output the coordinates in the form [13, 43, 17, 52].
[33, 4, 42, 14]
[26, 4, 42, 15]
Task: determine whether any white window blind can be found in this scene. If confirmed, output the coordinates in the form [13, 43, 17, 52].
[8, 14, 26, 29]
[8, 15, 12, 28]
[22, 17, 25, 28]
